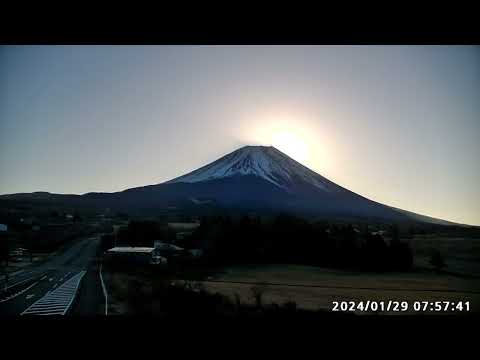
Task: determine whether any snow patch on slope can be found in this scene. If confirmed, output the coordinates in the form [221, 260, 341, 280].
[166, 146, 344, 193]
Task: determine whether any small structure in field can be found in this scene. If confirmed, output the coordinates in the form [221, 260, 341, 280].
[167, 222, 200, 231]
[154, 241, 202, 258]
[167, 222, 200, 242]
[154, 241, 185, 257]
[153, 241, 204, 262]
[188, 249, 203, 258]
[0, 224, 7, 232]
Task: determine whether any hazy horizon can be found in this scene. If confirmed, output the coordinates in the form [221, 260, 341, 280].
[1, 45, 479, 225]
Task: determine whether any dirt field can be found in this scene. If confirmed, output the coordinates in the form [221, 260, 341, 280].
[200, 235, 480, 316]
[103, 271, 136, 315]
[199, 264, 479, 315]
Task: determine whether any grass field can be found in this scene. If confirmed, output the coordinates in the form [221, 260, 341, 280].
[200, 264, 480, 315]
[199, 236, 480, 315]
[411, 235, 480, 275]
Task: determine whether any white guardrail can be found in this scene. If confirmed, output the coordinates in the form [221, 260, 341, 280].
[21, 270, 86, 315]
[99, 263, 108, 316]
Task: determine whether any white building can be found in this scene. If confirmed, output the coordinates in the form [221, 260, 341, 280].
[106, 247, 166, 265]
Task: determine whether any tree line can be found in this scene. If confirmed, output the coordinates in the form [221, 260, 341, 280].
[181, 214, 414, 272]
[99, 215, 414, 272]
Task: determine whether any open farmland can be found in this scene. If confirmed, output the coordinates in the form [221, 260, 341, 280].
[411, 235, 480, 275]
[199, 247, 480, 315]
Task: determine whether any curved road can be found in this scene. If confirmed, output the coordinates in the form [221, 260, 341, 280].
[0, 236, 105, 316]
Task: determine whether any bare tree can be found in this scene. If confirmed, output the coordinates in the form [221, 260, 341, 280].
[250, 285, 267, 309]
[430, 250, 447, 272]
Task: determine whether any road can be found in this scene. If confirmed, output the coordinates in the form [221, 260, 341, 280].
[0, 235, 105, 316]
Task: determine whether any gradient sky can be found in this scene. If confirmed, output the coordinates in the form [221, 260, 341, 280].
[1, 45, 479, 225]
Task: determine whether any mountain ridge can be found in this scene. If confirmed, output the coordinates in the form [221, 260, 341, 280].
[0, 145, 467, 226]
[165, 145, 343, 193]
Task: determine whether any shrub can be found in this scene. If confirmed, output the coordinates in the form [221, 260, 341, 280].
[250, 285, 267, 309]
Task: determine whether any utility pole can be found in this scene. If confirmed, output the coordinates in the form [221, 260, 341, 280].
[1, 228, 9, 291]
[113, 225, 119, 248]
[4, 247, 8, 291]
[3, 263, 8, 292]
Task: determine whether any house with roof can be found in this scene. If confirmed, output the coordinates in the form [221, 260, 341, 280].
[106, 247, 166, 266]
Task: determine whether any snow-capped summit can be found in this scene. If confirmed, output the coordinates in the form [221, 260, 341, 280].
[166, 145, 343, 193]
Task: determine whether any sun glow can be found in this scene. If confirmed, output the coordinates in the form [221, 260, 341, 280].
[236, 108, 337, 173]
[271, 131, 309, 163]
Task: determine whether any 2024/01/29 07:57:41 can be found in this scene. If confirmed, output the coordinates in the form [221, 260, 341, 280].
[331, 300, 471, 312]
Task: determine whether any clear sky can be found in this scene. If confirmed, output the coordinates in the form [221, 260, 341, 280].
[1, 45, 479, 225]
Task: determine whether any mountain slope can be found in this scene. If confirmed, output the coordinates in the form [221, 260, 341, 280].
[166, 146, 343, 193]
[159, 146, 404, 220]
[0, 145, 460, 225]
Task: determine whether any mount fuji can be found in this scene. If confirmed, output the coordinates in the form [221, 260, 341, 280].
[0, 145, 458, 224]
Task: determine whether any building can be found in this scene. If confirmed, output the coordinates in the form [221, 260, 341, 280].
[167, 222, 200, 242]
[106, 247, 166, 266]
[0, 224, 7, 232]
[21, 217, 37, 225]
[154, 241, 203, 261]
[167, 222, 200, 231]
[188, 249, 203, 258]
[154, 241, 185, 257]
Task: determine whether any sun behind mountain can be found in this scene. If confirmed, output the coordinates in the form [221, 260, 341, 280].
[271, 131, 309, 164]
